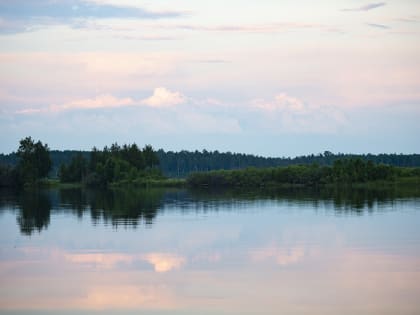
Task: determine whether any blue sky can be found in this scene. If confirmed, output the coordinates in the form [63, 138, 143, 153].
[0, 0, 419, 156]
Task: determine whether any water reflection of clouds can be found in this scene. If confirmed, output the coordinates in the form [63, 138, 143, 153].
[1, 191, 420, 314]
[66, 251, 186, 273]
[2, 245, 420, 313]
[7, 247, 187, 273]
[250, 246, 305, 266]
[143, 253, 186, 273]
[65, 252, 134, 269]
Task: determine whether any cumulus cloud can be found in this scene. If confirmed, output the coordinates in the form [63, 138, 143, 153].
[13, 89, 346, 135]
[141, 87, 187, 108]
[16, 94, 136, 114]
[16, 88, 185, 113]
[250, 93, 347, 133]
[253, 93, 306, 113]
[342, 2, 386, 12]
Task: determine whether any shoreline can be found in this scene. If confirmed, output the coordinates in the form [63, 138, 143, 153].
[14, 175, 419, 191]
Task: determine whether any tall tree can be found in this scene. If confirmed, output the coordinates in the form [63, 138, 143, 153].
[143, 145, 160, 169]
[17, 137, 51, 183]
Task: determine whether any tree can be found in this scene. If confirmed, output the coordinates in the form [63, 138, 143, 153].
[143, 145, 160, 169]
[17, 137, 51, 183]
[59, 153, 87, 183]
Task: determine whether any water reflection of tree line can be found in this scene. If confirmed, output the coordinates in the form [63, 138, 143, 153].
[187, 185, 420, 215]
[59, 188, 163, 227]
[0, 188, 164, 235]
[16, 190, 51, 235]
[1, 185, 419, 235]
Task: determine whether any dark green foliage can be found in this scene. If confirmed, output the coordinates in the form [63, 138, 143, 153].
[187, 159, 399, 188]
[157, 150, 420, 178]
[0, 165, 20, 187]
[61, 143, 162, 186]
[17, 190, 51, 235]
[2, 149, 420, 179]
[16, 137, 52, 184]
[59, 153, 88, 183]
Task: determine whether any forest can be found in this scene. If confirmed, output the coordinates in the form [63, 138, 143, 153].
[187, 159, 420, 188]
[2, 147, 420, 179]
[1, 137, 420, 188]
[0, 138, 162, 187]
[57, 143, 162, 186]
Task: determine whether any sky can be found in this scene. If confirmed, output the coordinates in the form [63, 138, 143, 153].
[0, 0, 419, 156]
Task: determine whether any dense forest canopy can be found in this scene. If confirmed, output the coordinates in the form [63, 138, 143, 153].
[186, 159, 411, 188]
[59, 143, 161, 186]
[0, 137, 52, 187]
[0, 139, 162, 187]
[1, 148, 420, 178]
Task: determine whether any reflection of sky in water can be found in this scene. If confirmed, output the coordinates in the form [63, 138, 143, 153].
[0, 190, 420, 314]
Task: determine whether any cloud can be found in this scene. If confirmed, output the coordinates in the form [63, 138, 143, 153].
[115, 34, 180, 41]
[0, 0, 182, 19]
[366, 23, 390, 29]
[13, 89, 345, 135]
[342, 2, 386, 12]
[16, 94, 136, 114]
[250, 93, 347, 133]
[0, 0, 185, 33]
[159, 22, 332, 34]
[141, 87, 187, 108]
[15, 88, 186, 114]
[253, 93, 306, 112]
[394, 16, 420, 23]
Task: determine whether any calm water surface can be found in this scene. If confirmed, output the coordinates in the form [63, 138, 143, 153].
[0, 187, 420, 315]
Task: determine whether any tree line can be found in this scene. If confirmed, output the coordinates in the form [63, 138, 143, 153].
[1, 138, 420, 188]
[157, 150, 420, 177]
[0, 138, 161, 187]
[59, 143, 161, 186]
[187, 159, 420, 188]
[2, 149, 420, 179]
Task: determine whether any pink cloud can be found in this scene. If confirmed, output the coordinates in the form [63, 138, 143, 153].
[15, 88, 186, 114]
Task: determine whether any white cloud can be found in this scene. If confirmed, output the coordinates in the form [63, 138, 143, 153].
[12, 89, 346, 135]
[253, 93, 306, 113]
[342, 2, 386, 12]
[15, 88, 185, 113]
[141, 87, 186, 108]
[52, 94, 135, 111]
[250, 93, 347, 133]
[16, 94, 135, 114]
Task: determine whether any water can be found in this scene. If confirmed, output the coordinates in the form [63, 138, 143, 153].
[1, 187, 420, 315]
